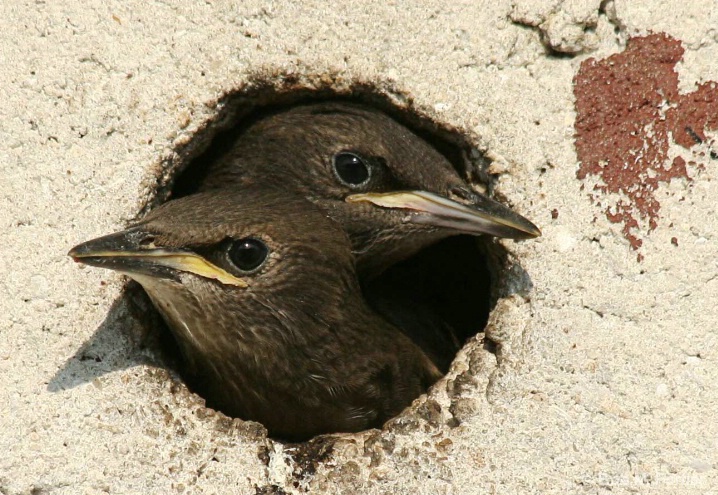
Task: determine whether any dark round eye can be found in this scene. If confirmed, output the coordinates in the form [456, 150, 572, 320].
[228, 238, 269, 273]
[333, 152, 370, 186]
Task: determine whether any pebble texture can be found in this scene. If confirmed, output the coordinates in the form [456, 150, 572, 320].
[2, 1, 716, 493]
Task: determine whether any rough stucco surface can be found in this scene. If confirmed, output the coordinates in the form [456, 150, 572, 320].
[2, 1, 716, 493]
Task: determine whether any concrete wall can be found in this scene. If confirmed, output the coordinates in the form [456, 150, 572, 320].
[2, 1, 716, 493]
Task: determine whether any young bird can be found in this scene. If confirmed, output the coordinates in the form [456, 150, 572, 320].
[195, 101, 541, 279]
[69, 187, 442, 441]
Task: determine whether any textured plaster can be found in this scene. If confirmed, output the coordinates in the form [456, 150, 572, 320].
[2, 1, 717, 494]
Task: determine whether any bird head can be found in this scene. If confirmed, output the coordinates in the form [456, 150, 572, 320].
[68, 188, 359, 373]
[206, 102, 540, 276]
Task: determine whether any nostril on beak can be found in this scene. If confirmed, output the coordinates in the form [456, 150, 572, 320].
[449, 186, 475, 204]
[139, 236, 156, 249]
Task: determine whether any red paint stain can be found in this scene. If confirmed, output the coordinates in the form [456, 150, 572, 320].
[574, 33, 718, 257]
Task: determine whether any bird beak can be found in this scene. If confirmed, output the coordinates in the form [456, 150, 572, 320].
[345, 190, 541, 239]
[68, 227, 248, 288]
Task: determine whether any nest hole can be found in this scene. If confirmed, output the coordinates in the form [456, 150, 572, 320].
[139, 81, 512, 442]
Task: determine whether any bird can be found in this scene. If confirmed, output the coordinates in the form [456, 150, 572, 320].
[69, 186, 442, 441]
[192, 101, 541, 280]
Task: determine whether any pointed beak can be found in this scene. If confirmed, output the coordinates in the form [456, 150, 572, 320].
[346, 190, 541, 239]
[69, 227, 248, 287]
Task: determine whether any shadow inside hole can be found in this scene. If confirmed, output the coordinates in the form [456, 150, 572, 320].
[364, 235, 493, 373]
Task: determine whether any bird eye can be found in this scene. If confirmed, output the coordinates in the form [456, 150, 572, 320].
[228, 238, 269, 273]
[333, 152, 371, 187]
